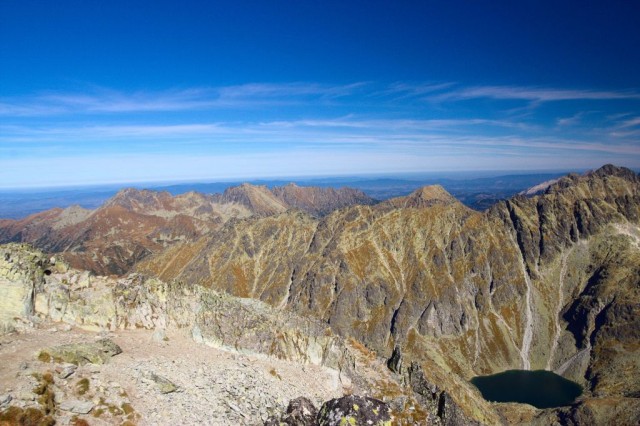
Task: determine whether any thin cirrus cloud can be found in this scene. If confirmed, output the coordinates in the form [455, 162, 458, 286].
[617, 116, 640, 129]
[0, 82, 368, 116]
[1, 81, 639, 187]
[1, 82, 640, 116]
[0, 117, 542, 148]
[2, 119, 639, 157]
[0, 89, 215, 115]
[428, 85, 640, 104]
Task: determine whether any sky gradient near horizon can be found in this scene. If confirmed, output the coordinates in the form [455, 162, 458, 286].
[1, 1, 640, 188]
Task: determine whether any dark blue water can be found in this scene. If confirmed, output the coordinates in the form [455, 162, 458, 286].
[471, 370, 582, 409]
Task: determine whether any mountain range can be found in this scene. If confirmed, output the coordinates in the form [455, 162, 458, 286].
[0, 184, 374, 275]
[0, 172, 573, 219]
[0, 164, 639, 424]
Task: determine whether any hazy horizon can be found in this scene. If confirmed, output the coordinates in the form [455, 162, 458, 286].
[0, 166, 599, 192]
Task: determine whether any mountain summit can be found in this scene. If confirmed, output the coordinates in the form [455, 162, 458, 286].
[382, 184, 460, 208]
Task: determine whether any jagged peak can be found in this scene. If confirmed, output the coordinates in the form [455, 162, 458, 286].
[219, 183, 287, 215]
[383, 184, 459, 209]
[102, 188, 179, 216]
[273, 183, 369, 196]
[271, 184, 376, 216]
[543, 164, 639, 194]
[589, 164, 638, 180]
[517, 164, 639, 199]
[107, 187, 170, 203]
[221, 182, 273, 196]
[413, 184, 455, 201]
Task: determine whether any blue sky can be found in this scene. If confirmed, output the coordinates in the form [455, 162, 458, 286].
[1, 1, 639, 188]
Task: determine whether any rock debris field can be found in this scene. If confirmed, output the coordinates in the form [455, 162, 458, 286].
[0, 323, 345, 425]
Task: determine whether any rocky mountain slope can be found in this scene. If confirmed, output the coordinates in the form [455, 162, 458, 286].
[134, 164, 640, 424]
[0, 244, 484, 425]
[0, 184, 375, 277]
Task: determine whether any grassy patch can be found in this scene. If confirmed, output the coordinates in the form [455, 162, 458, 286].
[31, 371, 56, 415]
[106, 403, 123, 415]
[268, 367, 282, 380]
[37, 351, 51, 363]
[0, 406, 55, 426]
[71, 415, 91, 426]
[121, 402, 135, 415]
[42, 372, 54, 384]
[75, 377, 90, 396]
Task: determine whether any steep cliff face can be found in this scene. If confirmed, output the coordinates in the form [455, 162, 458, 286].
[139, 165, 640, 423]
[169, 193, 530, 376]
[0, 244, 51, 333]
[490, 164, 639, 277]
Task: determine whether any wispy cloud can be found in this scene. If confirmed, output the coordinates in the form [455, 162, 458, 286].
[3, 82, 639, 117]
[216, 82, 366, 101]
[430, 85, 640, 103]
[373, 82, 455, 99]
[0, 88, 215, 115]
[1, 81, 639, 187]
[557, 112, 586, 127]
[0, 82, 368, 116]
[617, 116, 640, 129]
[2, 117, 638, 157]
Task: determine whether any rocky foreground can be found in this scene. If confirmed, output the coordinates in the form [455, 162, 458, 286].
[0, 244, 471, 425]
[1, 324, 380, 425]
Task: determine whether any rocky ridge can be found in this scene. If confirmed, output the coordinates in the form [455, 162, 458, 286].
[271, 183, 376, 217]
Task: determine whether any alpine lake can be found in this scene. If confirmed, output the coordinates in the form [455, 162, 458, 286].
[471, 370, 583, 409]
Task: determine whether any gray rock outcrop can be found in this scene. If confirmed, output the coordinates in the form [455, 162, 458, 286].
[37, 339, 122, 365]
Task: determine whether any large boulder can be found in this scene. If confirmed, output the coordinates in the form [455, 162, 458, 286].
[37, 338, 122, 365]
[317, 395, 392, 426]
